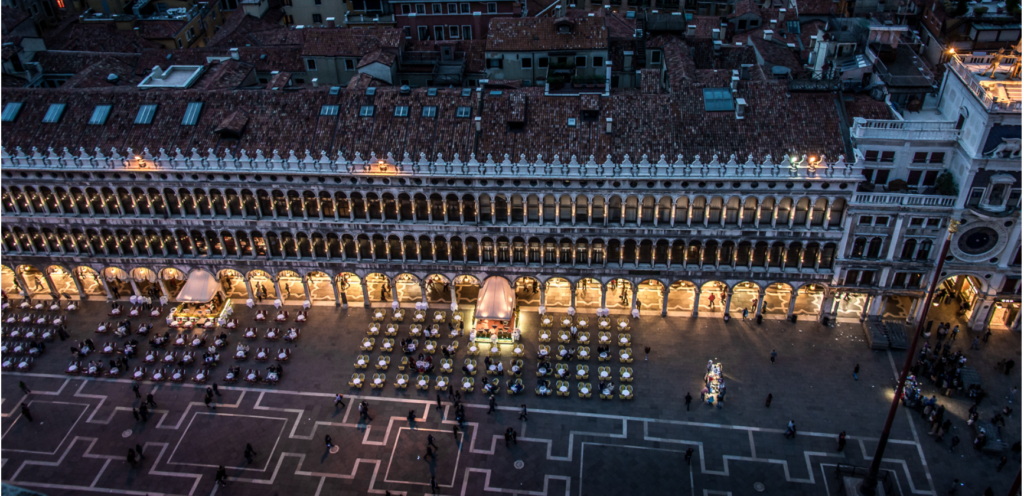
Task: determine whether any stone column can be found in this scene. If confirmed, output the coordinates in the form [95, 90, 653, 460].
[273, 278, 283, 302]
[450, 282, 458, 305]
[158, 278, 171, 302]
[129, 278, 141, 297]
[786, 292, 797, 320]
[818, 293, 834, 322]
[755, 291, 765, 317]
[692, 288, 701, 318]
[330, 277, 341, 307]
[968, 297, 994, 331]
[69, 270, 87, 300]
[570, 282, 577, 309]
[661, 287, 669, 317]
[724, 291, 733, 316]
[630, 283, 639, 311]
[885, 215, 904, 261]
[905, 297, 920, 325]
[302, 276, 313, 303]
[540, 281, 547, 307]
[862, 294, 879, 321]
[243, 277, 255, 302]
[420, 281, 429, 305]
[361, 279, 371, 307]
[99, 275, 115, 301]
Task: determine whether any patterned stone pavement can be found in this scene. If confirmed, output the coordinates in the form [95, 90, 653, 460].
[1, 299, 1019, 496]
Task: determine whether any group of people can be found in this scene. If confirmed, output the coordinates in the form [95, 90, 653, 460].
[414, 354, 434, 373]
[911, 342, 969, 398]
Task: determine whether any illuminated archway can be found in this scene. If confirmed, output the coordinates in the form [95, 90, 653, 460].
[762, 282, 794, 317]
[698, 281, 728, 314]
[48, 265, 79, 298]
[605, 278, 633, 310]
[575, 277, 601, 309]
[513, 276, 541, 306]
[277, 270, 303, 301]
[306, 271, 333, 302]
[636, 279, 664, 313]
[545, 277, 572, 307]
[453, 275, 480, 305]
[336, 272, 363, 305]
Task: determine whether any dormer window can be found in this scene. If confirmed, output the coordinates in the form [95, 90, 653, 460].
[554, 18, 573, 34]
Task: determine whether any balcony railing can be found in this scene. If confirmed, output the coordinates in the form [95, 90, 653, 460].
[343, 13, 395, 25]
[851, 192, 957, 207]
[1, 146, 863, 181]
[949, 54, 1022, 114]
[851, 118, 960, 141]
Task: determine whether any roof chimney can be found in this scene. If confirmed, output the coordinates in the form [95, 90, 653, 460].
[735, 97, 746, 120]
[606, 117, 613, 134]
[686, 24, 696, 37]
[312, 78, 319, 87]
[731, 70, 739, 90]
[326, 17, 335, 28]
[229, 48, 240, 60]
[763, 30, 773, 42]
[720, 23, 728, 40]
[777, 8, 785, 23]
[474, 116, 482, 132]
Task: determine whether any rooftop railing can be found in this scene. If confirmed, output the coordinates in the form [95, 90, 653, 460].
[949, 53, 1023, 113]
[851, 118, 961, 141]
[1, 147, 863, 181]
[851, 192, 957, 207]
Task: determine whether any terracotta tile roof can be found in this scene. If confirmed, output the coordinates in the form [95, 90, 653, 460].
[61, 56, 144, 88]
[137, 20, 187, 40]
[206, 7, 289, 48]
[738, 28, 804, 78]
[135, 47, 305, 75]
[194, 59, 256, 90]
[657, 36, 694, 92]
[215, 109, 249, 137]
[1, 81, 844, 165]
[845, 94, 893, 121]
[266, 71, 292, 89]
[35, 51, 141, 75]
[799, 20, 828, 49]
[43, 19, 161, 52]
[1, 44, 17, 61]
[607, 40, 632, 71]
[301, 28, 403, 57]
[688, 16, 724, 40]
[248, 26, 304, 46]
[796, 0, 839, 15]
[640, 69, 662, 94]
[1, 73, 28, 87]
[486, 16, 607, 52]
[729, 0, 762, 18]
[357, 49, 396, 68]
[580, 94, 600, 112]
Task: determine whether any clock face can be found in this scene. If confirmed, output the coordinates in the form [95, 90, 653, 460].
[957, 226, 998, 255]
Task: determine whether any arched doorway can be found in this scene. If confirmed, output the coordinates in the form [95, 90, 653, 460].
[217, 269, 248, 299]
[277, 270, 303, 301]
[667, 281, 696, 313]
[1, 265, 21, 295]
[835, 291, 869, 320]
[575, 277, 601, 309]
[306, 271, 333, 303]
[698, 281, 728, 314]
[763, 283, 793, 318]
[159, 268, 186, 299]
[76, 266, 106, 297]
[794, 284, 826, 320]
[336, 273, 363, 305]
[423, 274, 450, 304]
[367, 272, 394, 303]
[18, 265, 49, 296]
[131, 267, 160, 299]
[513, 276, 541, 306]
[48, 266, 79, 298]
[636, 279, 665, 313]
[395, 273, 422, 305]
[731, 282, 760, 317]
[935, 274, 985, 328]
[606, 278, 633, 310]
[247, 270, 274, 302]
[544, 277, 572, 307]
[103, 267, 129, 298]
[454, 275, 480, 305]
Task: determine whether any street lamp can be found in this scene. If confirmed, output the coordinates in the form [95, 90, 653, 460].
[860, 219, 960, 494]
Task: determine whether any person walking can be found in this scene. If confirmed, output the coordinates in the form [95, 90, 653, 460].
[436, 393, 443, 411]
[504, 429, 513, 448]
[770, 350, 777, 364]
[644, 346, 651, 361]
[685, 447, 694, 465]
[970, 337, 980, 350]
[132, 383, 141, 399]
[146, 392, 157, 408]
[127, 449, 138, 467]
[453, 425, 460, 441]
[139, 404, 149, 421]
[430, 476, 440, 495]
[743, 308, 749, 321]
[204, 395, 216, 409]
[212, 383, 221, 397]
[487, 395, 496, 414]
[18, 381, 30, 394]
[427, 434, 438, 450]
[132, 407, 140, 422]
[244, 443, 257, 463]
[215, 466, 228, 486]
[359, 401, 373, 421]
[950, 325, 959, 341]
[511, 429, 518, 444]
[784, 420, 796, 439]
[334, 393, 345, 408]
[425, 445, 435, 460]
[765, 394, 773, 408]
[20, 403, 32, 422]
[837, 431, 846, 452]
[853, 364, 859, 381]
[519, 404, 528, 421]
[135, 444, 146, 461]
[949, 436, 960, 452]
[685, 392, 692, 411]
[325, 435, 333, 448]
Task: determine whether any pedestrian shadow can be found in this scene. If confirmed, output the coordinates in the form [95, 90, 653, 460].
[321, 447, 331, 463]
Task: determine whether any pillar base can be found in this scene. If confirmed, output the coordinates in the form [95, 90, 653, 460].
[844, 476, 889, 496]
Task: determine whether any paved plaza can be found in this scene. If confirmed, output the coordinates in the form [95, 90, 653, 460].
[1, 300, 1020, 496]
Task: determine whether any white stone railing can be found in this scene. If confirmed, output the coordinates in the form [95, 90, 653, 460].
[851, 118, 960, 141]
[0, 146, 862, 181]
[949, 54, 1023, 114]
[851, 192, 957, 207]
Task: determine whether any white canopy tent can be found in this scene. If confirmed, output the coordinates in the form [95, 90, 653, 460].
[475, 276, 516, 320]
[175, 270, 222, 302]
